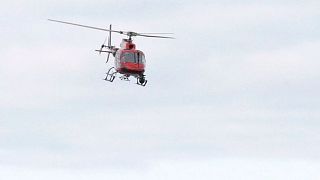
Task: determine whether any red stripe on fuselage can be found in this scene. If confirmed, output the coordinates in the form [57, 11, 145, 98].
[118, 62, 145, 73]
[122, 62, 144, 69]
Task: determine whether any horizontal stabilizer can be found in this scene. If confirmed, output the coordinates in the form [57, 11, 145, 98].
[95, 50, 113, 53]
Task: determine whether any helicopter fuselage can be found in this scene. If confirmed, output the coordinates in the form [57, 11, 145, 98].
[114, 39, 146, 77]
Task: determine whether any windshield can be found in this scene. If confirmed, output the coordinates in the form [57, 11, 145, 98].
[121, 52, 145, 63]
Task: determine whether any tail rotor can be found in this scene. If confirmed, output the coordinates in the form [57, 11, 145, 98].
[96, 24, 114, 63]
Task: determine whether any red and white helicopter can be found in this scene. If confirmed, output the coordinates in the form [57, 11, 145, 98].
[48, 19, 174, 86]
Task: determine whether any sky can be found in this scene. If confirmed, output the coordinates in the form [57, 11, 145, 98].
[1, 0, 320, 179]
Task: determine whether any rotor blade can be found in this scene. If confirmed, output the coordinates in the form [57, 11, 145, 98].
[102, 34, 108, 45]
[106, 52, 110, 63]
[139, 33, 174, 35]
[108, 24, 112, 47]
[48, 19, 124, 34]
[48, 19, 175, 39]
[136, 34, 175, 39]
[99, 47, 102, 55]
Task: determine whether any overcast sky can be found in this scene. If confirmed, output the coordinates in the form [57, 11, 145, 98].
[1, 0, 320, 179]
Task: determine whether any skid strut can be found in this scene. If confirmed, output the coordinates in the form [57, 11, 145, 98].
[120, 75, 130, 81]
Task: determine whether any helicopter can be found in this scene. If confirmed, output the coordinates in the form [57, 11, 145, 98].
[48, 19, 174, 86]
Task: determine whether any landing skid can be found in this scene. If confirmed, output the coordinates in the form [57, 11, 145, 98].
[104, 67, 117, 82]
[104, 68, 147, 86]
[136, 77, 147, 86]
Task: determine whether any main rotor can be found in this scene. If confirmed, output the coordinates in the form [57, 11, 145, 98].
[48, 19, 175, 40]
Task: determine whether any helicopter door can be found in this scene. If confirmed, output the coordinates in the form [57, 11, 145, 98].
[136, 52, 146, 65]
[115, 51, 122, 69]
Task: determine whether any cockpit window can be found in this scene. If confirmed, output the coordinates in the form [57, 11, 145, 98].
[122, 52, 135, 63]
[121, 52, 145, 63]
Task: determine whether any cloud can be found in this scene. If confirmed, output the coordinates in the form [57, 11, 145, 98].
[1, 158, 320, 180]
